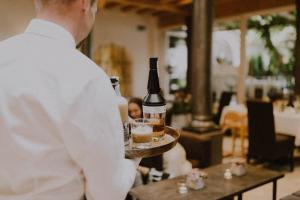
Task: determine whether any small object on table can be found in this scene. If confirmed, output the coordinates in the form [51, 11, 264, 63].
[224, 169, 233, 180]
[130, 164, 284, 200]
[230, 160, 247, 176]
[186, 169, 207, 190]
[177, 179, 188, 194]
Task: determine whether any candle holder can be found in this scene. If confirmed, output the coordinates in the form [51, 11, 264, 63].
[186, 169, 207, 190]
[230, 161, 247, 176]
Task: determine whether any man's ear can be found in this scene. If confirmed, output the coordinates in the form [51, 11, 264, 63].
[34, 0, 43, 12]
[81, 0, 91, 13]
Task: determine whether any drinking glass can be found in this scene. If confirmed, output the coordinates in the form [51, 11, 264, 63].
[147, 117, 165, 141]
[131, 119, 153, 149]
[177, 177, 188, 194]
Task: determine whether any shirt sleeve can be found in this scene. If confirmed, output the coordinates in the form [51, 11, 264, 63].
[60, 76, 137, 200]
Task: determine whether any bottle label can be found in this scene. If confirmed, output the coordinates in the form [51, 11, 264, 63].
[143, 105, 166, 114]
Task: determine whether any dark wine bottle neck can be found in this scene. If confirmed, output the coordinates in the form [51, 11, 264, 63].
[113, 83, 121, 97]
[147, 68, 161, 93]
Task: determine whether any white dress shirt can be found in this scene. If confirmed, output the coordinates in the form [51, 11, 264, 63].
[0, 19, 137, 200]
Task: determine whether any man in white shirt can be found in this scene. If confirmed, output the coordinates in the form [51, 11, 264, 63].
[0, 0, 139, 199]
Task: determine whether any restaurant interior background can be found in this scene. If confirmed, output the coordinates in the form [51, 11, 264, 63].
[1, 0, 300, 199]
[1, 0, 297, 101]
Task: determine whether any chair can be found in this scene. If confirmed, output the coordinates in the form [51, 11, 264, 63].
[221, 111, 247, 156]
[247, 101, 295, 171]
[254, 87, 264, 100]
[213, 91, 234, 125]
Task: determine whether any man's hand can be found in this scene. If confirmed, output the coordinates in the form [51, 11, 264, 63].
[130, 158, 142, 168]
[137, 166, 150, 176]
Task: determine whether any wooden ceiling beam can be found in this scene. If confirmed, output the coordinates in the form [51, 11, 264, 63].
[104, 2, 120, 9]
[136, 8, 153, 14]
[160, 0, 177, 4]
[158, 14, 186, 29]
[121, 5, 137, 12]
[214, 0, 294, 18]
[103, 0, 295, 29]
[176, 0, 192, 6]
[158, 0, 295, 28]
[106, 0, 189, 15]
[152, 11, 166, 16]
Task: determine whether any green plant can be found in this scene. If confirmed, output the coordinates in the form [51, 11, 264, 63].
[217, 13, 296, 83]
[248, 14, 295, 78]
[249, 55, 265, 77]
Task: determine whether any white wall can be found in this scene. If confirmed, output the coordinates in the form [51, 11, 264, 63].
[92, 10, 158, 98]
[0, 0, 35, 40]
[0, 1, 163, 98]
[211, 30, 240, 98]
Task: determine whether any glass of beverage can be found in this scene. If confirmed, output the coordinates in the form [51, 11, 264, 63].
[147, 117, 165, 141]
[131, 119, 153, 149]
[177, 177, 188, 194]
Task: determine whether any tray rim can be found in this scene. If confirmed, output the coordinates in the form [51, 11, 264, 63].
[125, 126, 180, 159]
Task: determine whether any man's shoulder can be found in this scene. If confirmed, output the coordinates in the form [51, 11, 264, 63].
[0, 34, 25, 54]
[0, 34, 23, 45]
[71, 50, 98, 68]
[65, 49, 107, 79]
[43, 48, 110, 90]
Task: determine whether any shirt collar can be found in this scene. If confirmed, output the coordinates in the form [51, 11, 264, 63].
[25, 19, 76, 49]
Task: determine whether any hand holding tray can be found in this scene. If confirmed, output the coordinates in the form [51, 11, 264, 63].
[125, 126, 180, 159]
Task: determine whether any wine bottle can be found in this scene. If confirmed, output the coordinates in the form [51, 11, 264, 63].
[111, 76, 130, 145]
[143, 57, 166, 140]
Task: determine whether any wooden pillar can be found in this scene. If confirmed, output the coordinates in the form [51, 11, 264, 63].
[190, 0, 214, 121]
[237, 17, 248, 103]
[185, 16, 192, 93]
[295, 1, 300, 95]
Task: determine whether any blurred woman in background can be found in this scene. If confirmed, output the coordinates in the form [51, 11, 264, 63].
[128, 97, 192, 186]
[128, 98, 143, 119]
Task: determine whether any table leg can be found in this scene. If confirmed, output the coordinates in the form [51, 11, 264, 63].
[238, 193, 243, 200]
[273, 180, 277, 200]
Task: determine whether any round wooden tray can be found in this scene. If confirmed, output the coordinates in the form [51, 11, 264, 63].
[125, 126, 180, 159]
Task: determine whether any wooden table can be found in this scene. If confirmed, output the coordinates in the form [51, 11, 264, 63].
[130, 164, 284, 200]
